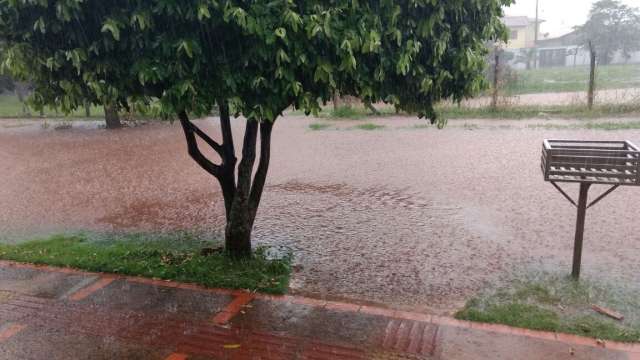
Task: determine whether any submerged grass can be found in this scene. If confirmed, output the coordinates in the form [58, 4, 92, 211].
[0, 233, 292, 294]
[455, 272, 640, 342]
[354, 123, 385, 130]
[308, 122, 331, 131]
[326, 105, 397, 120]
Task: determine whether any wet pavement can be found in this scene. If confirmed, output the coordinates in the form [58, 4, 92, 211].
[3, 116, 640, 314]
[1, 261, 637, 360]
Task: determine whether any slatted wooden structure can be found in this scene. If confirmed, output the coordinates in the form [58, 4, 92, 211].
[542, 140, 640, 185]
[541, 139, 640, 279]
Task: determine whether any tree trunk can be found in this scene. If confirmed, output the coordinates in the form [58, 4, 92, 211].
[588, 42, 596, 110]
[364, 100, 380, 115]
[14, 82, 30, 116]
[104, 105, 121, 129]
[178, 105, 275, 259]
[224, 120, 273, 257]
[84, 102, 91, 117]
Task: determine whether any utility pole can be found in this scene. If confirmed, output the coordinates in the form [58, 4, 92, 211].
[534, 0, 539, 69]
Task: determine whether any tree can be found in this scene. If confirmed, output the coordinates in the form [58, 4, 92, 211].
[104, 104, 121, 129]
[575, 0, 640, 65]
[0, 0, 510, 258]
[514, 48, 536, 70]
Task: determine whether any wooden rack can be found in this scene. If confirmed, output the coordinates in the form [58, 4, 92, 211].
[542, 139, 639, 279]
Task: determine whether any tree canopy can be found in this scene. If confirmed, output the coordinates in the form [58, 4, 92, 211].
[576, 0, 640, 65]
[0, 0, 511, 257]
[1, 0, 510, 124]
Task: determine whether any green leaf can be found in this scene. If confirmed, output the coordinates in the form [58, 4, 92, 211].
[197, 4, 211, 20]
[274, 27, 286, 39]
[177, 40, 193, 58]
[101, 19, 121, 41]
[33, 18, 46, 33]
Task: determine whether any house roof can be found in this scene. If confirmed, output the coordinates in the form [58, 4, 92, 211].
[502, 16, 541, 28]
[536, 30, 581, 47]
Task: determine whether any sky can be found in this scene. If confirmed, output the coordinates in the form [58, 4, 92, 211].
[504, 0, 640, 38]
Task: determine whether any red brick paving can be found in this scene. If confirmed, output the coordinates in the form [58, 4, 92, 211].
[164, 353, 189, 360]
[382, 319, 438, 356]
[0, 324, 26, 343]
[212, 292, 255, 325]
[67, 276, 116, 301]
[0, 260, 639, 359]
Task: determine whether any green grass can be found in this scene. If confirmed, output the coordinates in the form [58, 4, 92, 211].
[527, 121, 640, 131]
[437, 103, 640, 120]
[309, 122, 331, 131]
[330, 106, 362, 119]
[353, 123, 385, 130]
[299, 103, 640, 122]
[504, 63, 640, 95]
[0, 94, 105, 118]
[458, 302, 561, 332]
[456, 273, 640, 342]
[0, 233, 292, 294]
[325, 105, 398, 120]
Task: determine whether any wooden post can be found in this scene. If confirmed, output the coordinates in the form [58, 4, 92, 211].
[491, 48, 499, 111]
[572, 183, 591, 279]
[587, 41, 596, 110]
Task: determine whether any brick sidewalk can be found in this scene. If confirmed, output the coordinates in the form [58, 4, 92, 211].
[0, 261, 637, 359]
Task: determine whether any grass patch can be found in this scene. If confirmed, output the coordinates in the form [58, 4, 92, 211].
[330, 106, 362, 119]
[309, 122, 331, 131]
[296, 102, 640, 122]
[325, 105, 397, 120]
[437, 103, 640, 120]
[504, 63, 640, 95]
[0, 94, 105, 119]
[455, 273, 640, 342]
[458, 302, 561, 332]
[527, 121, 640, 131]
[0, 233, 292, 294]
[354, 123, 385, 130]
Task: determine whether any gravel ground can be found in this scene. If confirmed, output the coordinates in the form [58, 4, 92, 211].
[2, 115, 640, 314]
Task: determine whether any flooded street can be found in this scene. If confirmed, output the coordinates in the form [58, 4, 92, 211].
[2, 116, 640, 314]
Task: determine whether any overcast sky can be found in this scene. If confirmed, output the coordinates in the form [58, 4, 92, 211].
[504, 0, 640, 38]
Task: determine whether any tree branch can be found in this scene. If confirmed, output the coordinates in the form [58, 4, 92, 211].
[217, 102, 237, 219]
[236, 120, 259, 195]
[178, 111, 222, 177]
[249, 121, 274, 218]
[219, 100, 235, 163]
[182, 116, 224, 156]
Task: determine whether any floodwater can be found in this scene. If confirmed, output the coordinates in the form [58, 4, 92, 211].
[2, 116, 640, 314]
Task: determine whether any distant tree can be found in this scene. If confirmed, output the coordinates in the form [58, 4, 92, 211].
[575, 0, 640, 65]
[514, 48, 536, 70]
[0, 0, 510, 258]
[0, 74, 13, 94]
[0, 42, 12, 93]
